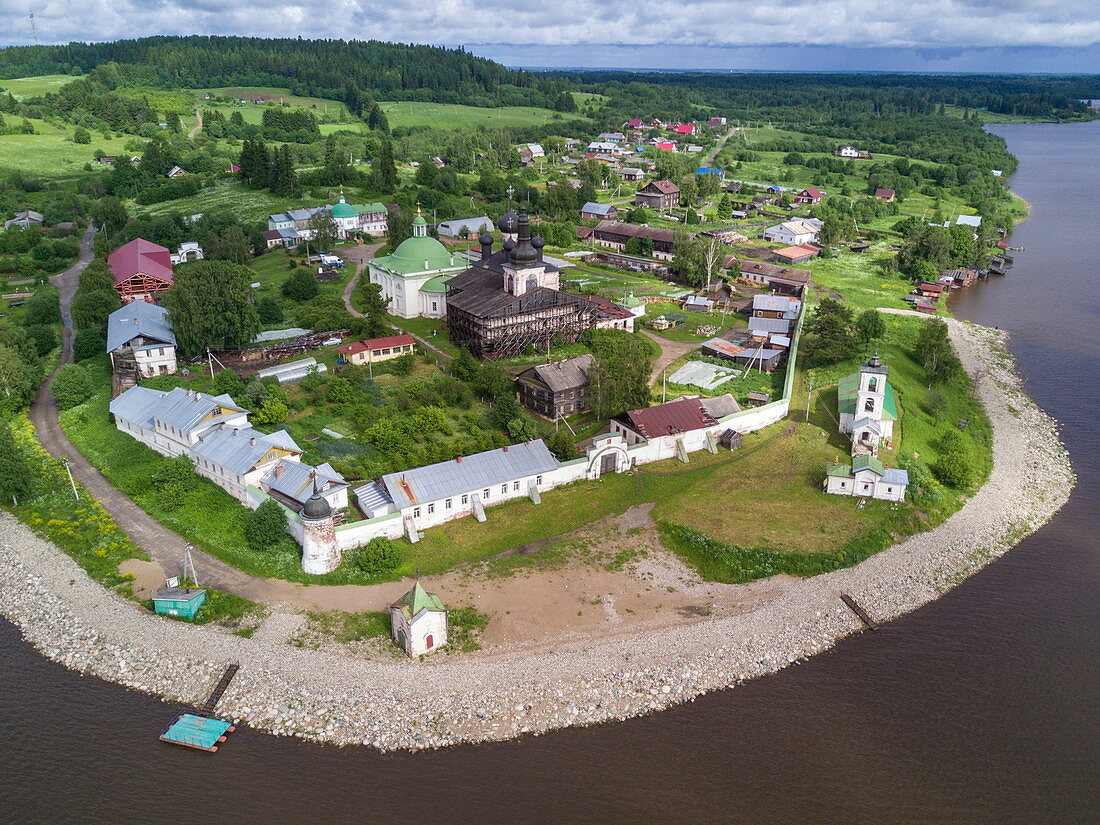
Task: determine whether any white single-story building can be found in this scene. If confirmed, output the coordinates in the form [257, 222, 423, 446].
[436, 217, 493, 238]
[389, 581, 448, 657]
[824, 455, 909, 502]
[763, 219, 822, 247]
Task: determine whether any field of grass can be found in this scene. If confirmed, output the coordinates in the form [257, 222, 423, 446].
[379, 101, 586, 131]
[0, 117, 134, 178]
[195, 87, 350, 111]
[644, 300, 732, 342]
[132, 179, 327, 222]
[0, 74, 75, 98]
[807, 245, 922, 312]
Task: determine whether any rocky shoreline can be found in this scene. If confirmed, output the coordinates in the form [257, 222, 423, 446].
[0, 317, 1075, 751]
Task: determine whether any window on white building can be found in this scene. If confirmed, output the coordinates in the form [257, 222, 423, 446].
[483, 488, 490, 499]
[461, 494, 468, 505]
[536, 475, 542, 486]
[427, 503, 435, 514]
[413, 507, 420, 518]
[501, 484, 508, 495]
[445, 499, 452, 510]
[513, 480, 520, 491]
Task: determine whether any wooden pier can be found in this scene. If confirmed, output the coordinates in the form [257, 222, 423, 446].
[200, 662, 239, 714]
[840, 594, 879, 631]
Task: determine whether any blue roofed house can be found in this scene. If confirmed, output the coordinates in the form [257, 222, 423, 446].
[260, 459, 349, 513]
[580, 202, 619, 221]
[824, 456, 909, 502]
[106, 301, 177, 379]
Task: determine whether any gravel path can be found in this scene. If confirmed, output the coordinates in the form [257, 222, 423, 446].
[0, 316, 1074, 751]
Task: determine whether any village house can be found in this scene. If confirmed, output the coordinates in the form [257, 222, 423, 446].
[625, 118, 644, 129]
[166, 165, 187, 178]
[105, 301, 177, 379]
[597, 132, 626, 143]
[874, 188, 896, 202]
[824, 455, 908, 502]
[267, 207, 325, 242]
[837, 145, 871, 159]
[390, 581, 448, 657]
[736, 260, 812, 294]
[108, 238, 174, 303]
[515, 354, 594, 419]
[446, 211, 604, 359]
[368, 213, 468, 319]
[707, 116, 727, 128]
[587, 141, 619, 156]
[617, 166, 645, 182]
[336, 334, 417, 366]
[587, 295, 637, 332]
[635, 180, 680, 211]
[437, 216, 494, 238]
[329, 195, 388, 237]
[700, 337, 785, 371]
[672, 123, 695, 135]
[752, 293, 802, 320]
[793, 187, 823, 205]
[590, 221, 677, 260]
[763, 219, 823, 247]
[580, 201, 618, 221]
[3, 210, 44, 230]
[773, 245, 818, 265]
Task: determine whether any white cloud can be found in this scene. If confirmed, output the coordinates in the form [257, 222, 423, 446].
[4, 0, 1100, 52]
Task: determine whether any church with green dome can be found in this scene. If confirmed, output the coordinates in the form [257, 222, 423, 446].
[368, 212, 468, 319]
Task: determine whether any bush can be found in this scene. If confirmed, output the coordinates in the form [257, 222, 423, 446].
[245, 499, 289, 551]
[281, 269, 319, 301]
[24, 324, 58, 356]
[150, 454, 194, 510]
[51, 364, 95, 410]
[931, 428, 976, 489]
[72, 328, 105, 361]
[352, 537, 402, 577]
[252, 398, 289, 425]
[73, 127, 91, 144]
[256, 295, 284, 325]
[212, 367, 244, 395]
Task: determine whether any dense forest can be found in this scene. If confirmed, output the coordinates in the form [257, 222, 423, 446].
[0, 36, 577, 110]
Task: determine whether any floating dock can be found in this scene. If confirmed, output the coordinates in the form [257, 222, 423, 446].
[160, 713, 235, 752]
[159, 662, 240, 752]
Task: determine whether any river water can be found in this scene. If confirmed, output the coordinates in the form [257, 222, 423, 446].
[1, 124, 1098, 825]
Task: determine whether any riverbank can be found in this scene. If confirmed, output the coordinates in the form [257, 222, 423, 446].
[0, 316, 1074, 751]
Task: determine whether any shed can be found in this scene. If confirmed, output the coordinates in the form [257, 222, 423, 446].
[747, 390, 772, 407]
[718, 429, 742, 449]
[151, 587, 206, 620]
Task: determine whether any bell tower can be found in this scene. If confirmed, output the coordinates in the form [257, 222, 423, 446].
[856, 353, 888, 420]
[502, 210, 557, 296]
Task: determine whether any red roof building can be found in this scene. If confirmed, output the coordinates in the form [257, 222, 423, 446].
[613, 396, 717, 442]
[794, 187, 823, 204]
[626, 119, 644, 128]
[673, 124, 695, 135]
[655, 141, 676, 151]
[108, 238, 174, 303]
[336, 334, 416, 365]
[874, 188, 896, 202]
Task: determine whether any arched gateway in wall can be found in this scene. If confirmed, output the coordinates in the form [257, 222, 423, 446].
[585, 434, 631, 479]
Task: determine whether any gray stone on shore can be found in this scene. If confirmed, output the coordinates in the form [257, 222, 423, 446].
[0, 317, 1075, 751]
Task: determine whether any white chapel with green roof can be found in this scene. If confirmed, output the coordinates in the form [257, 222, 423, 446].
[368, 212, 467, 319]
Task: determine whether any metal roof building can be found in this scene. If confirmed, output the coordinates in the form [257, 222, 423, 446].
[378, 440, 559, 510]
[106, 301, 175, 353]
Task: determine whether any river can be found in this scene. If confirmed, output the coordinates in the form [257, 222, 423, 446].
[1, 124, 1097, 825]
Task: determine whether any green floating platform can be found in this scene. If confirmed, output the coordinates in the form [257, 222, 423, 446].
[160, 713, 235, 752]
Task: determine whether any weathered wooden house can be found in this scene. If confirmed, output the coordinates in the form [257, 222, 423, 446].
[515, 354, 594, 419]
[634, 179, 681, 211]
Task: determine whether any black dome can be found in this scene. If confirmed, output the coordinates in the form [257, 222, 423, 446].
[478, 231, 494, 245]
[502, 237, 516, 252]
[499, 209, 518, 234]
[301, 491, 332, 520]
[531, 235, 545, 249]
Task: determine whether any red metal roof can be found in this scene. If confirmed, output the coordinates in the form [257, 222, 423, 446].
[108, 238, 173, 285]
[674, 124, 695, 134]
[620, 397, 716, 438]
[337, 333, 415, 355]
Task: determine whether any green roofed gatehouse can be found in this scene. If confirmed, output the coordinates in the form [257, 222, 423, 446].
[151, 586, 207, 620]
[389, 581, 448, 657]
[368, 208, 467, 319]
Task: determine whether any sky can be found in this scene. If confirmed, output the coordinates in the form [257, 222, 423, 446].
[3, 0, 1100, 72]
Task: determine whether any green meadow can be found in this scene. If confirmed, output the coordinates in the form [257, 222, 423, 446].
[378, 101, 586, 130]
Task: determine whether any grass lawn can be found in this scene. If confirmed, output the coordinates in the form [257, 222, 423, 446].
[378, 101, 587, 130]
[806, 245, 923, 312]
[194, 87, 351, 112]
[644, 300, 732, 342]
[0, 117, 134, 178]
[0, 74, 76, 98]
[132, 180, 328, 223]
[384, 313, 460, 358]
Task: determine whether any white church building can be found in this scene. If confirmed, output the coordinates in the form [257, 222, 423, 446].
[825, 354, 909, 501]
[367, 211, 467, 319]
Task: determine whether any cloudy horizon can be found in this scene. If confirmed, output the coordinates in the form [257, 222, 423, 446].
[2, 0, 1100, 73]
